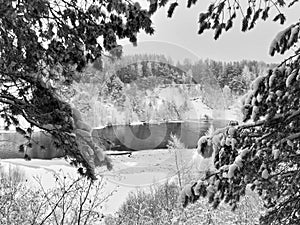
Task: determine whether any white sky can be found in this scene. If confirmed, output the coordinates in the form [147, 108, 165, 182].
[120, 2, 300, 63]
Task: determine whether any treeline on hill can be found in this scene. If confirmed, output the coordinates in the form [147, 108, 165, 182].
[67, 54, 275, 126]
[177, 58, 276, 95]
[81, 54, 275, 103]
[85, 54, 275, 90]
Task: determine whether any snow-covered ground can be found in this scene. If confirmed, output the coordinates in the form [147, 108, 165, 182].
[0, 148, 202, 215]
[184, 97, 213, 120]
[154, 86, 241, 122]
[0, 158, 78, 189]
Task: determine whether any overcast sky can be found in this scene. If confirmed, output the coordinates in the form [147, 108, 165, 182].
[120, 2, 300, 63]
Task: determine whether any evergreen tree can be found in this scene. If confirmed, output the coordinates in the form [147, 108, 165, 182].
[157, 0, 300, 224]
[103, 75, 125, 106]
[0, 0, 155, 179]
[242, 65, 255, 88]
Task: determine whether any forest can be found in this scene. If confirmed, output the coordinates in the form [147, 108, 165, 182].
[0, 0, 300, 224]
[69, 54, 273, 127]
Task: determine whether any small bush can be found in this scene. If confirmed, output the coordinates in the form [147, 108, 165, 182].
[0, 165, 42, 225]
[179, 188, 264, 225]
[105, 180, 263, 225]
[0, 165, 112, 225]
[105, 182, 180, 225]
[167, 134, 185, 150]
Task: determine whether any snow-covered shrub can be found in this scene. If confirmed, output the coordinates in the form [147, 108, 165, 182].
[178, 188, 264, 225]
[0, 166, 110, 225]
[167, 134, 189, 187]
[105, 182, 180, 225]
[105, 179, 264, 225]
[167, 133, 186, 150]
[0, 165, 44, 225]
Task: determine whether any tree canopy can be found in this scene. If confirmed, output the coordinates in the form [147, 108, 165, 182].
[0, 0, 155, 179]
[162, 0, 300, 224]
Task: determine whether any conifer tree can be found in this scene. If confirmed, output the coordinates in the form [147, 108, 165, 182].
[0, 0, 154, 179]
[156, 0, 300, 224]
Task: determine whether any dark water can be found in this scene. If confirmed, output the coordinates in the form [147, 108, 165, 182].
[0, 131, 64, 159]
[92, 119, 230, 151]
[0, 119, 230, 159]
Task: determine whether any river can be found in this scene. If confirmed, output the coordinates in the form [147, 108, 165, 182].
[0, 119, 230, 159]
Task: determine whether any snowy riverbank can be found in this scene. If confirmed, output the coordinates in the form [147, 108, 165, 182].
[0, 148, 201, 215]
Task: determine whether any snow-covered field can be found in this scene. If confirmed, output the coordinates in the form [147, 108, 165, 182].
[0, 148, 206, 215]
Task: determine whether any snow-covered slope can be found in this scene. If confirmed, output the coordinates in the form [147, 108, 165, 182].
[0, 154, 176, 215]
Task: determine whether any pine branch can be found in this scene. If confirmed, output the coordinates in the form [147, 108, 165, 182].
[238, 109, 300, 130]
